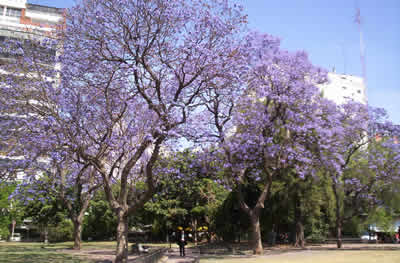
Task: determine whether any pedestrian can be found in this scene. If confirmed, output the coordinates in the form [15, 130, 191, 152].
[176, 228, 187, 257]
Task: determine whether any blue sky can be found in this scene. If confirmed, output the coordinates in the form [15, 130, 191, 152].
[30, 0, 400, 124]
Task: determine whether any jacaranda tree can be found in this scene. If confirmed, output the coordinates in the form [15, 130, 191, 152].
[12, 158, 100, 249]
[317, 103, 400, 248]
[1, 0, 247, 261]
[0, 36, 100, 249]
[199, 31, 340, 254]
[2, 1, 399, 259]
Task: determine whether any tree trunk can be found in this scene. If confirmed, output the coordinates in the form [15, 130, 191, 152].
[44, 225, 49, 244]
[73, 219, 83, 250]
[333, 182, 342, 249]
[295, 222, 305, 248]
[204, 215, 211, 243]
[336, 217, 342, 249]
[10, 219, 16, 241]
[235, 169, 270, 255]
[193, 218, 198, 245]
[293, 191, 305, 248]
[250, 214, 263, 255]
[115, 212, 129, 263]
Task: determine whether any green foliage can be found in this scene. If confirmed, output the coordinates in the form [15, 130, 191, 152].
[142, 150, 229, 241]
[342, 217, 364, 237]
[0, 182, 18, 240]
[302, 174, 335, 240]
[306, 224, 329, 243]
[83, 192, 117, 241]
[366, 207, 396, 234]
[0, 214, 9, 240]
[256, 169, 335, 242]
[23, 197, 66, 227]
[0, 189, 10, 239]
[48, 219, 74, 242]
[215, 191, 251, 242]
[339, 141, 400, 237]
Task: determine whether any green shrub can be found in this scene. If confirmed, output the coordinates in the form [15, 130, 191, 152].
[306, 223, 329, 243]
[0, 226, 9, 240]
[48, 219, 73, 242]
[306, 231, 326, 243]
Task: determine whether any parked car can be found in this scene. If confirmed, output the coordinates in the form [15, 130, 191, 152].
[360, 232, 377, 242]
[10, 233, 21, 242]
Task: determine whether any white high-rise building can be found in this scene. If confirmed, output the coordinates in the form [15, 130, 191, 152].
[318, 72, 367, 105]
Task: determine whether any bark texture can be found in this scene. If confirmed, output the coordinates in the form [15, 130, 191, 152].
[333, 182, 343, 249]
[250, 214, 263, 254]
[115, 212, 129, 263]
[73, 219, 83, 250]
[295, 222, 305, 248]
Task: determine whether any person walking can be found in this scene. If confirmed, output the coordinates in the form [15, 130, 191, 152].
[177, 229, 187, 257]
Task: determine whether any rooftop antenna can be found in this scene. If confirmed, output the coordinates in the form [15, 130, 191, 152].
[355, 1, 368, 103]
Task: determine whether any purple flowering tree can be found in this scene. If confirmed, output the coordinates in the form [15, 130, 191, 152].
[0, 37, 101, 249]
[339, 135, 400, 237]
[12, 162, 99, 248]
[21, 162, 100, 250]
[318, 103, 400, 248]
[368, 135, 400, 186]
[199, 32, 334, 254]
[1, 0, 246, 261]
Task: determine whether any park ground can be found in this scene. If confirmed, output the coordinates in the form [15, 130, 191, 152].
[200, 250, 400, 263]
[1, 242, 400, 263]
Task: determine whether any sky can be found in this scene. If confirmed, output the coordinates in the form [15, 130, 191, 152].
[30, 0, 400, 124]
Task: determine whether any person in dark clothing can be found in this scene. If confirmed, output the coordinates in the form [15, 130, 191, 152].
[177, 230, 187, 257]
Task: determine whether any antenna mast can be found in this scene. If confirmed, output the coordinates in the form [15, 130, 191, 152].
[355, 2, 367, 103]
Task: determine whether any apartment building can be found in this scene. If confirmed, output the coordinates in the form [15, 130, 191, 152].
[0, 1, 65, 242]
[318, 72, 367, 105]
[0, 0, 64, 179]
[0, 0, 64, 37]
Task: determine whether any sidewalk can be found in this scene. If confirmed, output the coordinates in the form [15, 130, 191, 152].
[164, 248, 199, 263]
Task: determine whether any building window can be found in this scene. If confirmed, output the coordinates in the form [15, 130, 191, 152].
[0, 6, 4, 16]
[342, 86, 347, 90]
[5, 7, 22, 18]
[31, 18, 59, 26]
[357, 90, 361, 94]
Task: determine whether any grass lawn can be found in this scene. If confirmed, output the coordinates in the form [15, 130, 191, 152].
[200, 250, 400, 263]
[0, 241, 173, 262]
[0, 241, 112, 263]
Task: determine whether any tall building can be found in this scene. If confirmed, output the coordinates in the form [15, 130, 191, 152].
[318, 72, 367, 105]
[0, 0, 64, 179]
[0, 0, 64, 38]
[0, 1, 65, 242]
